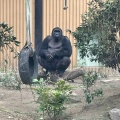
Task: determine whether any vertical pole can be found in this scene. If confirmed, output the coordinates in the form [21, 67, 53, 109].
[35, 0, 43, 50]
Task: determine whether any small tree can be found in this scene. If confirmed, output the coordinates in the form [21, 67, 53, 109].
[68, 0, 120, 71]
[0, 22, 21, 88]
[82, 71, 103, 104]
[0, 22, 20, 59]
[33, 79, 72, 120]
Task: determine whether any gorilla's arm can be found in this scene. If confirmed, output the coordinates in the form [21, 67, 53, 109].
[38, 36, 51, 58]
[53, 36, 72, 58]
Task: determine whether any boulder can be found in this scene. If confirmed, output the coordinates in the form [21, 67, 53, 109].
[109, 108, 120, 120]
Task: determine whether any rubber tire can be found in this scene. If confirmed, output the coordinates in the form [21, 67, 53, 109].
[18, 47, 38, 84]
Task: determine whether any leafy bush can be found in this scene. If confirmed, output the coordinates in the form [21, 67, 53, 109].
[33, 78, 72, 120]
[0, 68, 22, 90]
[68, 0, 120, 70]
[0, 22, 21, 88]
[82, 71, 103, 104]
[0, 22, 20, 58]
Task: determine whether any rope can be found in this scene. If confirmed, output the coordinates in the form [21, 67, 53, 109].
[63, 0, 68, 9]
[25, 0, 32, 46]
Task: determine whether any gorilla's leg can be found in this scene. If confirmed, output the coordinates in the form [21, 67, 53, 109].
[38, 57, 57, 73]
[38, 57, 70, 77]
[56, 57, 71, 77]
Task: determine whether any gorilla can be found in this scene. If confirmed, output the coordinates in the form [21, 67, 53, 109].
[37, 27, 72, 77]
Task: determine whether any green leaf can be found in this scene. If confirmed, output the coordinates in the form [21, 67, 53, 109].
[38, 106, 44, 112]
[12, 36, 17, 40]
[14, 41, 20, 46]
[4, 59, 8, 64]
[39, 78, 44, 82]
[33, 79, 39, 83]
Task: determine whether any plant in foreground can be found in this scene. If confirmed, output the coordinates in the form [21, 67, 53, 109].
[82, 71, 103, 104]
[33, 78, 72, 120]
[0, 67, 22, 90]
[0, 22, 20, 58]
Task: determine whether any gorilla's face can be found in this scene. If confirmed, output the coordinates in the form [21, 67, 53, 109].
[52, 27, 62, 42]
[54, 30, 60, 37]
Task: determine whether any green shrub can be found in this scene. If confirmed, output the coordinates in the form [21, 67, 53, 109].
[68, 0, 120, 70]
[33, 78, 72, 120]
[0, 68, 22, 90]
[0, 22, 20, 57]
[82, 71, 103, 104]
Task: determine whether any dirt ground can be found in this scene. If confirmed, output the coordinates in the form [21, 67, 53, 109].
[1, 76, 120, 120]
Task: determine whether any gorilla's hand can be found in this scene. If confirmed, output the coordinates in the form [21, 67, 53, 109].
[45, 51, 54, 61]
[51, 52, 59, 58]
[51, 52, 56, 57]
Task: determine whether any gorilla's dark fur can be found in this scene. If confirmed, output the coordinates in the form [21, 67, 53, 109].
[37, 27, 72, 77]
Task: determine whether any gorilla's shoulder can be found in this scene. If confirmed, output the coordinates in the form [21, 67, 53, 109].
[44, 35, 52, 41]
[45, 35, 52, 39]
[63, 36, 70, 41]
[46, 35, 51, 38]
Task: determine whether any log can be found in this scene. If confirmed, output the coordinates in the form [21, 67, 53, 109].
[63, 67, 85, 81]
[37, 67, 85, 81]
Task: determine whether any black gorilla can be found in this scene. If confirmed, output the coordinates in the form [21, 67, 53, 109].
[37, 27, 72, 77]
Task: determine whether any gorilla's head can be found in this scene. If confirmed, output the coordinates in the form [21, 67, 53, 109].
[52, 27, 63, 41]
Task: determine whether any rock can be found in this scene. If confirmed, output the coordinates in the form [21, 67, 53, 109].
[109, 108, 120, 120]
[67, 92, 81, 103]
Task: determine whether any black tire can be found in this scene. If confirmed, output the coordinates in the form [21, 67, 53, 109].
[18, 47, 38, 84]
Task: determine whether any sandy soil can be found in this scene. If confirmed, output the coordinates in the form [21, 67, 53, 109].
[0, 76, 120, 120]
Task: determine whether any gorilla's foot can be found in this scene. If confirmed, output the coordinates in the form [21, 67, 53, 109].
[47, 72, 59, 82]
[58, 71, 65, 77]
